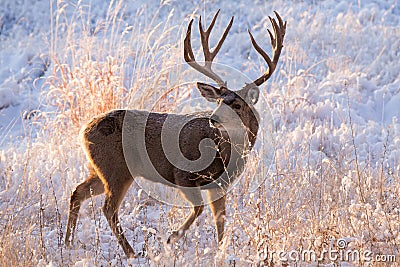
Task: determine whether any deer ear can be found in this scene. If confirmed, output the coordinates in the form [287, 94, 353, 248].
[197, 82, 222, 102]
[246, 86, 259, 104]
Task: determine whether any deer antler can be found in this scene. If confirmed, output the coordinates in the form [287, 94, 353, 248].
[184, 10, 234, 87]
[248, 11, 286, 86]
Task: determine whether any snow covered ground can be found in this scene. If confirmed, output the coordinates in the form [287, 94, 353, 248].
[0, 0, 399, 266]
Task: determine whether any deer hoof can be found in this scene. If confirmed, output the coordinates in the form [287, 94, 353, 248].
[167, 230, 184, 244]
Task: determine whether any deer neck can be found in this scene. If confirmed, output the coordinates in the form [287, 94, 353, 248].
[247, 109, 259, 149]
[215, 107, 259, 154]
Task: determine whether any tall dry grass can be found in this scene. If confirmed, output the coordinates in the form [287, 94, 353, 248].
[0, 0, 184, 266]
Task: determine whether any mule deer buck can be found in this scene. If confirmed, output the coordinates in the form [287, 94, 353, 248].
[65, 10, 286, 257]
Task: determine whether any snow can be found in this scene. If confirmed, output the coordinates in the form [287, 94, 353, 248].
[0, 0, 399, 266]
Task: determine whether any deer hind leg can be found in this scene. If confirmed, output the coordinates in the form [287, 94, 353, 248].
[167, 188, 204, 244]
[102, 177, 135, 258]
[207, 188, 226, 245]
[65, 168, 104, 246]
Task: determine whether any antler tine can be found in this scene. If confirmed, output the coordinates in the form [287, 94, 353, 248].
[199, 9, 220, 40]
[274, 11, 287, 35]
[249, 12, 286, 87]
[248, 30, 273, 69]
[184, 10, 233, 87]
[199, 9, 232, 62]
[184, 19, 196, 63]
[211, 16, 234, 60]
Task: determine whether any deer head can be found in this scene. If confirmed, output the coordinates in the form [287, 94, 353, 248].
[184, 10, 286, 142]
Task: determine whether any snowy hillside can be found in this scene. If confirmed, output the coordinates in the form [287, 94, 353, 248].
[0, 0, 399, 266]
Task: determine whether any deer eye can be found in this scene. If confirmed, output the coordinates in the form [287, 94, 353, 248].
[232, 104, 241, 110]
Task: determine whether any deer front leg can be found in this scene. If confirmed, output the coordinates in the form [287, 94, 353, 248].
[167, 188, 204, 244]
[102, 177, 135, 258]
[207, 188, 226, 245]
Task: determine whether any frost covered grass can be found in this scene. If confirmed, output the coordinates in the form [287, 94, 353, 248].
[0, 0, 399, 266]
